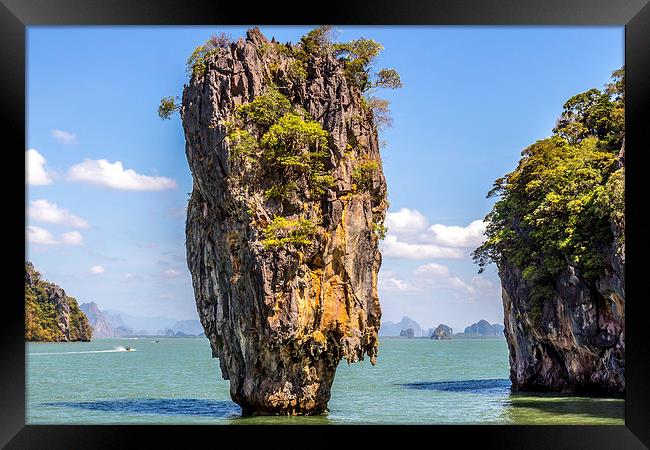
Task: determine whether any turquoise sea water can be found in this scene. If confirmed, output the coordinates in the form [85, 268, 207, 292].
[26, 338, 624, 425]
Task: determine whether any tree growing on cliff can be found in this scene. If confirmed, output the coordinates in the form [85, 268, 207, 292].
[297, 26, 403, 127]
[25, 261, 93, 342]
[472, 68, 625, 315]
[158, 96, 180, 120]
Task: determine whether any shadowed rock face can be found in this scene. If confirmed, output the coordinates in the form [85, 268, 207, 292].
[432, 324, 453, 339]
[181, 29, 387, 415]
[500, 210, 625, 396]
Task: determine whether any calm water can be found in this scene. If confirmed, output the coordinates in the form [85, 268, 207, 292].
[26, 338, 624, 425]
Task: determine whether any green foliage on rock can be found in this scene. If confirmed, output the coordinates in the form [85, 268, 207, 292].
[352, 159, 379, 190]
[373, 222, 387, 240]
[333, 38, 384, 92]
[261, 112, 333, 196]
[227, 129, 257, 161]
[473, 68, 625, 312]
[375, 68, 403, 89]
[187, 32, 231, 78]
[265, 182, 298, 201]
[287, 59, 308, 82]
[227, 89, 334, 198]
[158, 96, 180, 120]
[236, 89, 293, 128]
[25, 261, 93, 342]
[299, 25, 337, 57]
[261, 216, 318, 249]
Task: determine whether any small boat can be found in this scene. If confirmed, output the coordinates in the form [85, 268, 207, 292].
[125, 346, 135, 351]
[153, 340, 160, 343]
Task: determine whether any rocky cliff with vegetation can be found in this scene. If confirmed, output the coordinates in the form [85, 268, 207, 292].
[25, 262, 92, 342]
[174, 27, 399, 414]
[474, 69, 625, 395]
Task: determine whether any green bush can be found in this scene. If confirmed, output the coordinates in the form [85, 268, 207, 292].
[186, 33, 231, 78]
[373, 222, 387, 240]
[261, 216, 318, 249]
[264, 182, 298, 201]
[375, 68, 403, 89]
[287, 60, 308, 82]
[352, 159, 379, 190]
[236, 89, 293, 128]
[227, 129, 258, 161]
[158, 96, 180, 120]
[260, 112, 333, 196]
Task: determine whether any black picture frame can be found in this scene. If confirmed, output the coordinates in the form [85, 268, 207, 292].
[3, 0, 649, 447]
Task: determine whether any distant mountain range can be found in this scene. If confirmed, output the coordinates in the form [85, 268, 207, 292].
[379, 316, 424, 337]
[79, 302, 204, 338]
[379, 316, 504, 339]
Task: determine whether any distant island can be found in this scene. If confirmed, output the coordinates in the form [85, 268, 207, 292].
[25, 261, 92, 342]
[431, 324, 453, 339]
[79, 301, 204, 338]
[459, 319, 504, 338]
[379, 316, 504, 339]
[379, 316, 424, 337]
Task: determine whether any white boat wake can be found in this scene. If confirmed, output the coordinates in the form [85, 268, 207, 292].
[28, 346, 136, 356]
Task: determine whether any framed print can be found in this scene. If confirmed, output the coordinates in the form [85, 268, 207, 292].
[2, 0, 649, 447]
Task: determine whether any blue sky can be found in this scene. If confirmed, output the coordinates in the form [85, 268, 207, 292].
[26, 26, 623, 332]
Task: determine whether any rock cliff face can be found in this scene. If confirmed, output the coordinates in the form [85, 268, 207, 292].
[500, 227, 625, 395]
[25, 262, 92, 342]
[181, 28, 387, 415]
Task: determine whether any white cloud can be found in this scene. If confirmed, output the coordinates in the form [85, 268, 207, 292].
[381, 208, 486, 261]
[379, 276, 417, 293]
[164, 269, 181, 278]
[51, 129, 77, 144]
[61, 231, 83, 245]
[26, 226, 84, 246]
[90, 265, 105, 274]
[26, 226, 58, 245]
[413, 262, 497, 297]
[385, 208, 429, 235]
[125, 273, 133, 279]
[68, 159, 177, 191]
[427, 220, 487, 248]
[413, 262, 451, 278]
[27, 199, 89, 228]
[381, 235, 465, 260]
[26, 149, 53, 186]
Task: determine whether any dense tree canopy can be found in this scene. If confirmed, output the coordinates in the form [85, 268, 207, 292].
[473, 69, 625, 303]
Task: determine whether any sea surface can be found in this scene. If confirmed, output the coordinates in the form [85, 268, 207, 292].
[26, 337, 624, 425]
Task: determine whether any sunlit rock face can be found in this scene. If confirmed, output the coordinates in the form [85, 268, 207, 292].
[181, 28, 387, 415]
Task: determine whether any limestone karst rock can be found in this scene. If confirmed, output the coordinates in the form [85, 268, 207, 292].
[500, 223, 624, 395]
[475, 72, 626, 396]
[463, 320, 503, 337]
[25, 262, 92, 342]
[80, 301, 117, 338]
[399, 328, 415, 339]
[181, 28, 388, 415]
[431, 324, 453, 339]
